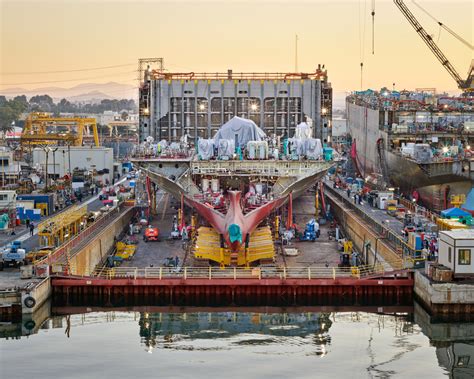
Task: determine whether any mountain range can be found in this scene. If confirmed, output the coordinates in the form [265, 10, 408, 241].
[0, 82, 137, 103]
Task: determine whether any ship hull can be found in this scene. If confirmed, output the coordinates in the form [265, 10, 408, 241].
[347, 101, 473, 210]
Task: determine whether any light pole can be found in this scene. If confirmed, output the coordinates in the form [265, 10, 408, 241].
[40, 145, 52, 193]
[51, 147, 58, 183]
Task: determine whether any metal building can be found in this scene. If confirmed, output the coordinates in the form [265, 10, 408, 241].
[139, 65, 332, 144]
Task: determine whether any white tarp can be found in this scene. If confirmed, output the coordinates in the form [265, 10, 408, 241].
[198, 139, 214, 160]
[217, 139, 235, 159]
[294, 122, 312, 139]
[213, 116, 266, 147]
[305, 138, 323, 159]
[413, 143, 433, 163]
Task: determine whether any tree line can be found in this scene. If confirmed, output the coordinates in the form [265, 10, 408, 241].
[0, 95, 137, 133]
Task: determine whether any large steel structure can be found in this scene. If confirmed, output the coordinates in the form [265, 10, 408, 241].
[21, 113, 100, 147]
[139, 66, 332, 144]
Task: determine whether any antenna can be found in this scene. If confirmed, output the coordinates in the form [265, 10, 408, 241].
[295, 34, 299, 72]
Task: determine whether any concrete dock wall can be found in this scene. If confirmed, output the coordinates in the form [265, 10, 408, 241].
[326, 190, 402, 270]
[414, 271, 474, 314]
[69, 207, 135, 276]
[22, 277, 51, 314]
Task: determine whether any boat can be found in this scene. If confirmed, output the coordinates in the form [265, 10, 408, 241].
[346, 89, 474, 211]
[132, 117, 332, 266]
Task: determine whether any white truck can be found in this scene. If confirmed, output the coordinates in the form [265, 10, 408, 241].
[0, 241, 26, 270]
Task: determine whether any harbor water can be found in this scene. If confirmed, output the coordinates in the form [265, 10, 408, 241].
[1, 304, 469, 378]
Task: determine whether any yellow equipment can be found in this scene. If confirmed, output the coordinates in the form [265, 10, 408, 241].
[436, 218, 469, 231]
[451, 194, 466, 208]
[343, 240, 353, 253]
[386, 199, 398, 215]
[194, 226, 275, 267]
[115, 242, 137, 260]
[26, 246, 54, 263]
[38, 205, 87, 248]
[21, 112, 100, 147]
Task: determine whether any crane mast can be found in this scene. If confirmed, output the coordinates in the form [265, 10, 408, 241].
[394, 0, 473, 91]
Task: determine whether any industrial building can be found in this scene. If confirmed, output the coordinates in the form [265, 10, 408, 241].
[32, 146, 114, 183]
[139, 66, 332, 144]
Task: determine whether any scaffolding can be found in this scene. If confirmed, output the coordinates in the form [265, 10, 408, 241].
[38, 205, 87, 248]
[193, 226, 275, 267]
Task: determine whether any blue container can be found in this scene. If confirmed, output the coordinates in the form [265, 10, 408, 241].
[17, 194, 54, 216]
[122, 162, 133, 171]
[415, 235, 423, 250]
[323, 147, 333, 161]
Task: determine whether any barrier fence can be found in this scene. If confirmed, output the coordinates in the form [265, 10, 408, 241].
[54, 263, 391, 281]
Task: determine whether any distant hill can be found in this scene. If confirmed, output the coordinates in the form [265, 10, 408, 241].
[0, 82, 137, 102]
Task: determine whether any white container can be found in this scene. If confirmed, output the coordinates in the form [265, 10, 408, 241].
[202, 178, 210, 192]
[20, 265, 33, 279]
[211, 178, 220, 192]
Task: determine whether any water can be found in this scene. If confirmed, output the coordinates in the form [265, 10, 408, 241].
[1, 304, 471, 379]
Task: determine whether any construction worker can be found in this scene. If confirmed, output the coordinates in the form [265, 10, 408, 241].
[29, 222, 34, 236]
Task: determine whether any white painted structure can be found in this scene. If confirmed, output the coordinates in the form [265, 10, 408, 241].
[0, 190, 17, 208]
[32, 146, 114, 182]
[438, 230, 474, 276]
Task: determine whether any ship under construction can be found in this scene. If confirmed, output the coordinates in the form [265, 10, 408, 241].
[134, 63, 334, 266]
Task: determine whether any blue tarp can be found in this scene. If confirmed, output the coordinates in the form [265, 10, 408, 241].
[462, 188, 474, 213]
[441, 207, 471, 218]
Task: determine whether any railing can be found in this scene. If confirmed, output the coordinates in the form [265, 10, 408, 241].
[54, 263, 390, 281]
[36, 205, 136, 266]
[324, 183, 416, 260]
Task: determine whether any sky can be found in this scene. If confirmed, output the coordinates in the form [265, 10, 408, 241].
[0, 0, 472, 95]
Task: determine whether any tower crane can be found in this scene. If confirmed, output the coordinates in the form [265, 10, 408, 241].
[394, 0, 474, 92]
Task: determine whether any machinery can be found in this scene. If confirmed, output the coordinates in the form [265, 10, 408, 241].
[394, 0, 473, 92]
[143, 225, 159, 242]
[299, 219, 320, 242]
[21, 112, 100, 147]
[0, 241, 26, 269]
[170, 216, 180, 239]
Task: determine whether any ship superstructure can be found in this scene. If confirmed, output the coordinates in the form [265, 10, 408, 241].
[139, 67, 333, 144]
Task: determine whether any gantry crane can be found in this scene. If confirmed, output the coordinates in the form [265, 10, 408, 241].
[394, 0, 474, 92]
[21, 112, 100, 147]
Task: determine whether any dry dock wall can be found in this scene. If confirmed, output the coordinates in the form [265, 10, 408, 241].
[69, 207, 135, 276]
[414, 271, 474, 314]
[326, 190, 402, 269]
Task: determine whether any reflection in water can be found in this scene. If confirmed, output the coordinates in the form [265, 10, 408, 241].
[415, 303, 474, 378]
[2, 304, 474, 378]
[138, 312, 332, 355]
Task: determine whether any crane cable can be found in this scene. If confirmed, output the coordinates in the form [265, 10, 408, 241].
[359, 0, 368, 90]
[411, 0, 474, 50]
[371, 0, 375, 55]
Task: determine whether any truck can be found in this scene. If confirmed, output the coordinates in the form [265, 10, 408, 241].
[0, 241, 27, 270]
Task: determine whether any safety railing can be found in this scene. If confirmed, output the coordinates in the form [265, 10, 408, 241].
[324, 183, 416, 259]
[36, 205, 136, 267]
[55, 263, 389, 281]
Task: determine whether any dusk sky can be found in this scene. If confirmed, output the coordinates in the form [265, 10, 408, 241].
[0, 0, 472, 95]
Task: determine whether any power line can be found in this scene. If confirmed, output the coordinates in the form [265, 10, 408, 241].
[0, 71, 137, 86]
[1, 63, 136, 76]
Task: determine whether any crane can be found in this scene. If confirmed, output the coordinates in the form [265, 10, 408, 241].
[394, 0, 473, 92]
